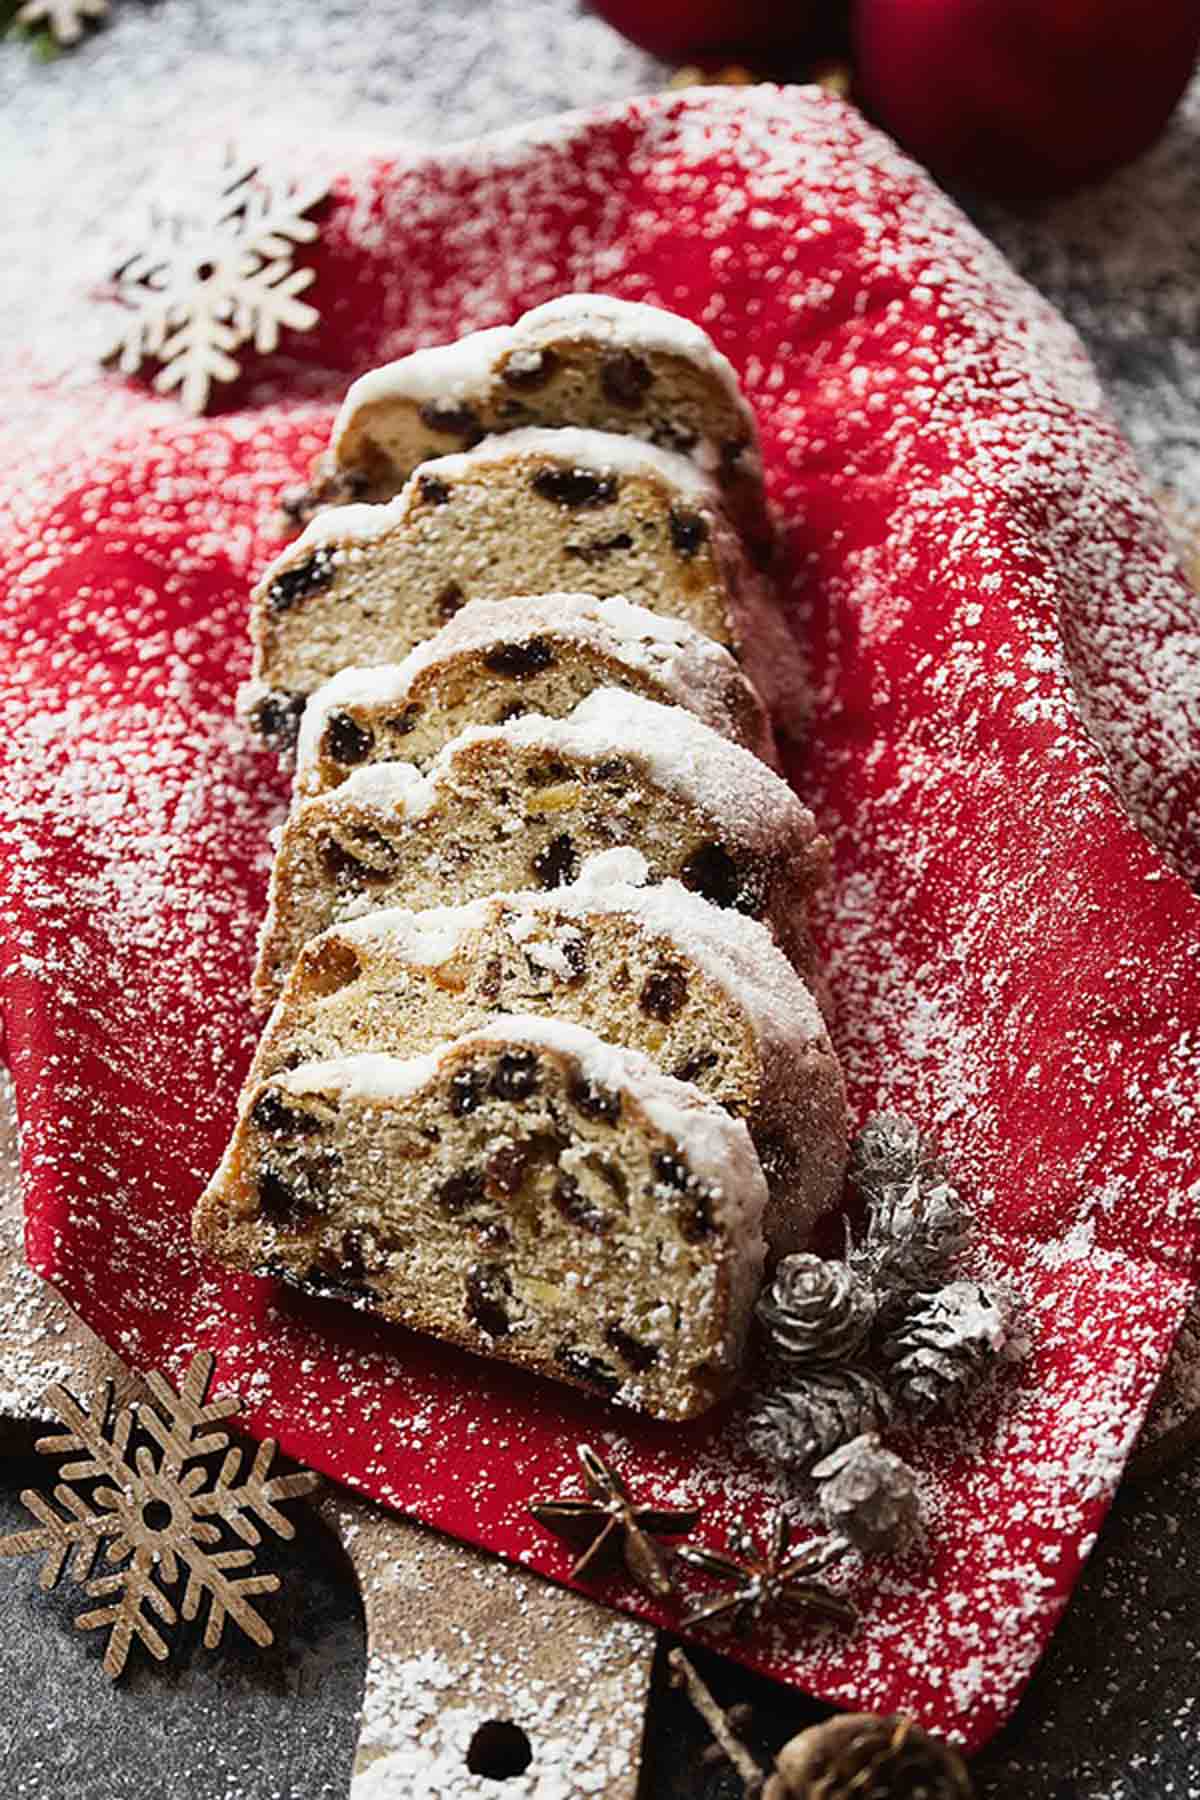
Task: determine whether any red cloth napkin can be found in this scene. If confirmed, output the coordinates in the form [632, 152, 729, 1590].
[1, 88, 1198, 1748]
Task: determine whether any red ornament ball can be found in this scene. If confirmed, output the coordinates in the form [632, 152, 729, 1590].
[586, 0, 818, 59]
[854, 0, 1200, 202]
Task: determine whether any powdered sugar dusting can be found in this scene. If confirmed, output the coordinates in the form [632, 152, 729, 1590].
[1, 80, 1198, 1753]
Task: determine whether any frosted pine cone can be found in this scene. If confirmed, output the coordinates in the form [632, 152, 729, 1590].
[757, 1253, 877, 1365]
[858, 1173, 972, 1315]
[765, 1712, 973, 1800]
[847, 1113, 927, 1198]
[884, 1280, 1012, 1420]
[846, 1116, 972, 1319]
[812, 1433, 922, 1555]
[747, 1367, 892, 1476]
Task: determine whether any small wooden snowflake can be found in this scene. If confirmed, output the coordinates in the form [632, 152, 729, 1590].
[16, 0, 108, 46]
[103, 155, 328, 416]
[0, 1352, 320, 1677]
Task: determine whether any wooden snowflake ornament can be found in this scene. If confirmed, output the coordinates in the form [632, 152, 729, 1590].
[16, 0, 108, 46]
[0, 1352, 320, 1677]
[104, 157, 328, 415]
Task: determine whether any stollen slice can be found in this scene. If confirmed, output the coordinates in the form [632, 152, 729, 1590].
[252, 689, 829, 1006]
[249, 423, 796, 745]
[292, 591, 779, 796]
[248, 848, 847, 1257]
[286, 292, 767, 545]
[194, 1013, 767, 1422]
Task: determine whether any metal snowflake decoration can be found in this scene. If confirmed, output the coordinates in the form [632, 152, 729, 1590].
[528, 1442, 702, 1601]
[0, 1352, 320, 1677]
[16, 0, 108, 45]
[103, 154, 328, 416]
[677, 1513, 856, 1635]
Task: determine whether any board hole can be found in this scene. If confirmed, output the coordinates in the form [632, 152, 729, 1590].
[466, 1719, 533, 1779]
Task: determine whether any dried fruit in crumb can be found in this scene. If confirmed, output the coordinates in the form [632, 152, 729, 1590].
[450, 1067, 487, 1116]
[639, 964, 688, 1022]
[483, 637, 555, 678]
[491, 1049, 539, 1099]
[533, 832, 579, 889]
[324, 710, 374, 766]
[530, 466, 618, 508]
[605, 1324, 660, 1372]
[267, 554, 334, 614]
[251, 1090, 324, 1138]
[568, 1076, 622, 1123]
[668, 506, 708, 556]
[564, 530, 634, 563]
[418, 472, 451, 505]
[600, 348, 653, 407]
[681, 840, 742, 909]
[556, 1343, 620, 1393]
[554, 1174, 610, 1237]
[438, 1169, 485, 1214]
[465, 1262, 513, 1337]
[418, 400, 483, 441]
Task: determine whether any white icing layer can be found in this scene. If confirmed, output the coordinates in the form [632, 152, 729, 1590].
[280, 1046, 444, 1103]
[414, 425, 719, 496]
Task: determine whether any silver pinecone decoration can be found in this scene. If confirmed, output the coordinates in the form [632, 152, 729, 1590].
[884, 1280, 1012, 1419]
[757, 1253, 877, 1365]
[747, 1366, 893, 1476]
[849, 1114, 972, 1313]
[847, 1112, 928, 1193]
[812, 1433, 922, 1555]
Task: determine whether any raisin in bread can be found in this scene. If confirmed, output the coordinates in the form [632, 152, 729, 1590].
[252, 689, 829, 1006]
[287, 294, 766, 543]
[293, 592, 778, 796]
[250, 427, 797, 746]
[248, 848, 846, 1257]
[193, 1014, 767, 1421]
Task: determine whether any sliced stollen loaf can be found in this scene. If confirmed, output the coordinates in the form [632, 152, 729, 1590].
[247, 849, 846, 1258]
[252, 690, 829, 1006]
[293, 592, 778, 797]
[250, 425, 797, 746]
[193, 1014, 768, 1421]
[287, 293, 766, 541]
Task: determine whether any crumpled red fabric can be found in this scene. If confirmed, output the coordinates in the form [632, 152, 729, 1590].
[1, 87, 1197, 1747]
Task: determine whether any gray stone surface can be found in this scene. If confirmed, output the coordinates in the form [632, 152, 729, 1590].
[0, 1437, 365, 1800]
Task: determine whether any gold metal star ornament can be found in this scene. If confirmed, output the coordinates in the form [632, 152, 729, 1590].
[528, 1442, 702, 1600]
